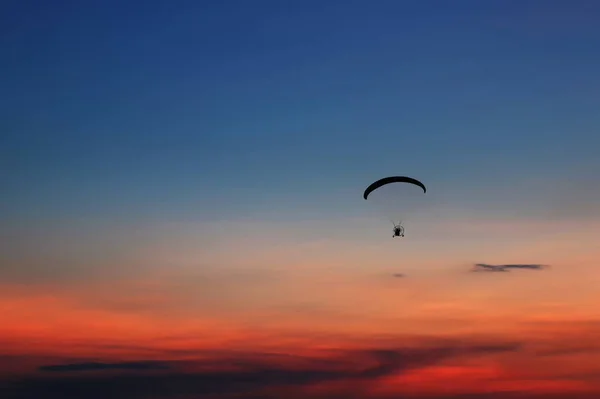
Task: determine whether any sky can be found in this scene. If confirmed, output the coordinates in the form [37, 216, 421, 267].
[2, 0, 600, 398]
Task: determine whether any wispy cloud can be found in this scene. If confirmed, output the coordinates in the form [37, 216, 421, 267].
[5, 342, 520, 399]
[39, 361, 170, 372]
[471, 263, 548, 272]
[5, 326, 600, 398]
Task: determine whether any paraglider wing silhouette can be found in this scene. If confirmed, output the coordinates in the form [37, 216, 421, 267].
[363, 176, 426, 200]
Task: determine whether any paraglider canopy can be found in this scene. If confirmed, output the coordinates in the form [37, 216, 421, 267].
[363, 176, 426, 200]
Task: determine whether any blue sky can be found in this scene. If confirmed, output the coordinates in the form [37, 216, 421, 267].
[2, 0, 600, 229]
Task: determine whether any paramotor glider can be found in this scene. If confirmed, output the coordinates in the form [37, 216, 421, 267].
[363, 176, 427, 238]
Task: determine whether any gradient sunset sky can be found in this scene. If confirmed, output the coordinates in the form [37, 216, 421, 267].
[2, 1, 600, 398]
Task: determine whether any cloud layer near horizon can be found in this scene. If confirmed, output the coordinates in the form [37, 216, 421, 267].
[2, 332, 599, 399]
